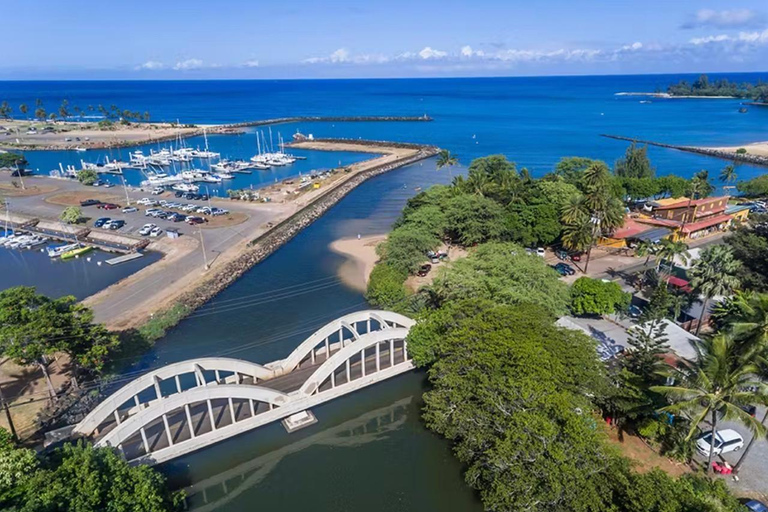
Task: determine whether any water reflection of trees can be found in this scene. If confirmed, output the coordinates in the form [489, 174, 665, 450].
[181, 397, 412, 512]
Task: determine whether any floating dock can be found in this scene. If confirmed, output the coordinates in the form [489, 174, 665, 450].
[106, 252, 144, 266]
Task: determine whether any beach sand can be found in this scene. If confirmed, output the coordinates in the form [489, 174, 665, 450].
[329, 235, 386, 292]
[704, 141, 768, 158]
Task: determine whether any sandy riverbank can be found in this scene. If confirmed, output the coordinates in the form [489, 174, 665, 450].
[330, 235, 387, 291]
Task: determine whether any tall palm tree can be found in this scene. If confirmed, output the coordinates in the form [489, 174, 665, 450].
[436, 149, 458, 170]
[651, 333, 768, 474]
[654, 238, 690, 274]
[634, 240, 658, 266]
[689, 245, 742, 335]
[561, 216, 594, 272]
[560, 195, 588, 225]
[719, 163, 737, 185]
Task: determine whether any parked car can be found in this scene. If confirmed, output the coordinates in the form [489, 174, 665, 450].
[94, 217, 111, 228]
[417, 264, 432, 277]
[186, 216, 206, 225]
[174, 190, 185, 198]
[197, 206, 212, 215]
[696, 429, 744, 456]
[122, 206, 138, 213]
[168, 213, 186, 222]
[139, 223, 156, 236]
[553, 262, 575, 276]
[102, 182, 114, 188]
[149, 227, 163, 237]
[136, 198, 157, 206]
[556, 249, 568, 260]
[628, 305, 643, 318]
[151, 187, 165, 195]
[145, 208, 162, 217]
[744, 500, 768, 512]
[98, 203, 119, 210]
[570, 253, 582, 262]
[91, 180, 104, 187]
[211, 208, 229, 216]
[536, 247, 546, 257]
[80, 199, 101, 207]
[106, 220, 125, 230]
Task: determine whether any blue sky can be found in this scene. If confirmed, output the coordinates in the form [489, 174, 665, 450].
[2, 0, 768, 79]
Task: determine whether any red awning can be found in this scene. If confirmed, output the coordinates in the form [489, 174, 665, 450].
[666, 276, 693, 293]
[680, 214, 733, 234]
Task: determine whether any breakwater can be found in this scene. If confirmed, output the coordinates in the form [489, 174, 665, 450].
[601, 134, 768, 168]
[224, 115, 433, 129]
[168, 143, 438, 315]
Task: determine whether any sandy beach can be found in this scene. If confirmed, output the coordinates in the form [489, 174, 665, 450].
[704, 141, 768, 158]
[330, 235, 386, 291]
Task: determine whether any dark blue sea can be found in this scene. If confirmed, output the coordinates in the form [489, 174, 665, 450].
[1, 75, 767, 511]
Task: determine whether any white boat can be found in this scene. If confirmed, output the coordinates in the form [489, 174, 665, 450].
[47, 243, 80, 258]
[202, 174, 222, 183]
[73, 147, 87, 152]
[172, 183, 200, 193]
[216, 171, 234, 180]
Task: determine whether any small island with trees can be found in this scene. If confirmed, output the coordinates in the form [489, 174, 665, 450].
[665, 74, 768, 102]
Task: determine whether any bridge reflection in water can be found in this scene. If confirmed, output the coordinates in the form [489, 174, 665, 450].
[180, 396, 413, 512]
[72, 311, 415, 465]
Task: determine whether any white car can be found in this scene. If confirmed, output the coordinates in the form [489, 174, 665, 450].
[122, 206, 138, 213]
[149, 227, 163, 237]
[139, 223, 156, 236]
[151, 187, 165, 195]
[696, 429, 744, 456]
[536, 247, 546, 257]
[136, 198, 158, 206]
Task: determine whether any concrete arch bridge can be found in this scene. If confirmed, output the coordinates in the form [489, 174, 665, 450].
[72, 310, 415, 465]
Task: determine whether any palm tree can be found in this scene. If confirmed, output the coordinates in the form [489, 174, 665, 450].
[654, 238, 690, 274]
[719, 163, 737, 185]
[561, 216, 594, 272]
[651, 333, 768, 474]
[689, 245, 742, 335]
[634, 240, 658, 266]
[19, 103, 28, 118]
[436, 149, 459, 179]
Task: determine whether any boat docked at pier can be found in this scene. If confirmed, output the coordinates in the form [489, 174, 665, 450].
[47, 242, 81, 258]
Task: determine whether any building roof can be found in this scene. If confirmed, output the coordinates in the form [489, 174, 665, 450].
[629, 319, 700, 361]
[635, 217, 682, 228]
[679, 213, 733, 234]
[725, 204, 752, 215]
[654, 196, 730, 211]
[636, 227, 672, 242]
[666, 276, 693, 293]
[610, 218, 651, 239]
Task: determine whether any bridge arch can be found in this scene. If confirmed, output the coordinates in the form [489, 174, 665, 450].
[74, 357, 275, 437]
[300, 328, 411, 397]
[272, 311, 414, 375]
[97, 384, 290, 462]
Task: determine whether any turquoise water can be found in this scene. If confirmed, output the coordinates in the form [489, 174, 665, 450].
[2, 75, 767, 510]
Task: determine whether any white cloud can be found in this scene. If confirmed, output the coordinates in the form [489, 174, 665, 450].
[242, 59, 260, 68]
[136, 60, 164, 70]
[418, 47, 447, 60]
[681, 9, 764, 29]
[460, 45, 485, 57]
[690, 29, 768, 46]
[173, 58, 205, 70]
[620, 42, 643, 52]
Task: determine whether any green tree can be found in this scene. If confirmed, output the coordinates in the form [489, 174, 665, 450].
[430, 242, 571, 315]
[0, 101, 11, 120]
[737, 175, 768, 197]
[634, 239, 658, 266]
[376, 224, 440, 274]
[59, 206, 81, 224]
[18, 103, 28, 118]
[0, 152, 28, 169]
[77, 168, 99, 185]
[553, 156, 596, 185]
[719, 163, 737, 185]
[654, 238, 690, 274]
[34, 107, 46, 120]
[0, 428, 39, 504]
[651, 333, 767, 474]
[614, 142, 655, 179]
[58, 99, 69, 119]
[0, 287, 118, 397]
[443, 193, 508, 246]
[435, 149, 458, 172]
[689, 245, 741, 335]
[18, 441, 182, 511]
[625, 318, 670, 383]
[570, 277, 630, 316]
[725, 215, 768, 291]
[365, 264, 408, 309]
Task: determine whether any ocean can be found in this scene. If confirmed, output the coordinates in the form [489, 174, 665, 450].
[1, 74, 767, 511]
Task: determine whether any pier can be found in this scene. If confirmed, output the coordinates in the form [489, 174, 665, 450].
[601, 134, 768, 168]
[71, 310, 415, 466]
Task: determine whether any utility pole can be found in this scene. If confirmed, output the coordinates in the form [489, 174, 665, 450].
[198, 226, 209, 270]
[119, 171, 130, 206]
[0, 384, 18, 442]
[14, 162, 25, 190]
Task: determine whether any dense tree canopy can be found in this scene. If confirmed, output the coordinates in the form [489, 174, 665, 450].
[570, 277, 631, 316]
[737, 174, 768, 197]
[614, 143, 654, 179]
[726, 214, 768, 292]
[430, 242, 571, 315]
[0, 435, 182, 512]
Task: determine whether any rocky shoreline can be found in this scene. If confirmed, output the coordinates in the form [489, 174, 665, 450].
[601, 134, 768, 168]
[169, 144, 438, 315]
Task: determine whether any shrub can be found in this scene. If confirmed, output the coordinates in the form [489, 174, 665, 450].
[77, 169, 98, 185]
[570, 277, 631, 316]
[59, 206, 82, 224]
[366, 263, 408, 309]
